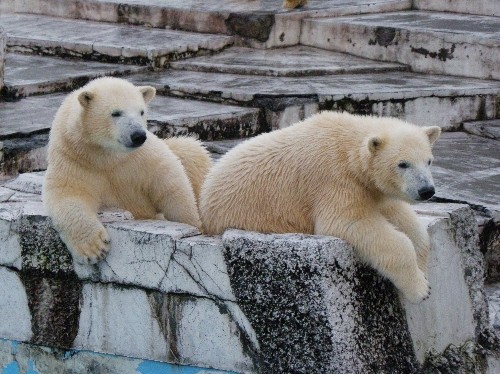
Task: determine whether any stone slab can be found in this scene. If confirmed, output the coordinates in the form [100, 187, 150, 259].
[0, 0, 411, 47]
[301, 11, 500, 79]
[0, 14, 233, 67]
[431, 132, 500, 212]
[171, 46, 408, 77]
[486, 283, 500, 334]
[0, 339, 235, 374]
[3, 53, 147, 98]
[0, 28, 5, 93]
[130, 70, 500, 129]
[414, 0, 499, 17]
[463, 119, 500, 140]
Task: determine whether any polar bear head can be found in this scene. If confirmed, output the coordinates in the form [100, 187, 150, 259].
[76, 77, 156, 152]
[365, 122, 441, 202]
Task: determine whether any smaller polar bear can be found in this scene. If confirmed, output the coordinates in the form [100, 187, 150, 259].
[43, 77, 211, 264]
[200, 111, 441, 303]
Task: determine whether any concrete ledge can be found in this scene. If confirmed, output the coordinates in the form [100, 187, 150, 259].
[0, 173, 495, 372]
[0, 28, 5, 94]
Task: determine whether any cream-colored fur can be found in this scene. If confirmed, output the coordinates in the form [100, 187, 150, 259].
[200, 111, 441, 303]
[283, 0, 308, 9]
[43, 77, 211, 264]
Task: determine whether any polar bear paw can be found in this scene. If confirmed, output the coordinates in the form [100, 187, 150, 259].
[70, 227, 111, 264]
[401, 270, 430, 304]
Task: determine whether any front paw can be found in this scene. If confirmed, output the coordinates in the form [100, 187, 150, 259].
[401, 270, 430, 304]
[67, 226, 111, 264]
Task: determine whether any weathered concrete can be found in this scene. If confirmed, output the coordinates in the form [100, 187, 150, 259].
[0, 29, 5, 94]
[414, 0, 499, 17]
[486, 283, 500, 334]
[301, 11, 500, 80]
[3, 53, 147, 98]
[0, 93, 261, 176]
[0, 0, 412, 47]
[0, 14, 233, 68]
[171, 46, 408, 76]
[464, 119, 500, 140]
[0, 338, 236, 374]
[130, 70, 500, 129]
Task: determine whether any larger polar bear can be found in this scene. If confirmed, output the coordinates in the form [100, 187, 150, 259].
[200, 111, 441, 303]
[43, 77, 211, 264]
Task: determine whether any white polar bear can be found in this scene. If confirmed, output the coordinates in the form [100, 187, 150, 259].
[43, 77, 211, 264]
[200, 111, 441, 303]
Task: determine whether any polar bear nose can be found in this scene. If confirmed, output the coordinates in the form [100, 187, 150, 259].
[418, 186, 435, 200]
[130, 130, 147, 147]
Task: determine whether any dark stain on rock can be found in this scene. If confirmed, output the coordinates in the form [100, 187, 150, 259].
[480, 219, 500, 283]
[225, 13, 274, 42]
[353, 265, 420, 372]
[19, 214, 74, 276]
[20, 272, 82, 348]
[476, 96, 488, 121]
[224, 239, 335, 373]
[369, 27, 397, 47]
[279, 32, 285, 42]
[1, 132, 50, 176]
[411, 44, 456, 62]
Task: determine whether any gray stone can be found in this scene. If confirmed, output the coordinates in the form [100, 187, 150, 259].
[3, 53, 147, 99]
[414, 0, 499, 17]
[171, 46, 408, 77]
[0, 14, 233, 68]
[0, 0, 412, 47]
[0, 267, 32, 342]
[485, 283, 500, 334]
[222, 230, 419, 373]
[301, 11, 500, 80]
[130, 69, 500, 129]
[464, 119, 500, 140]
[0, 28, 4, 93]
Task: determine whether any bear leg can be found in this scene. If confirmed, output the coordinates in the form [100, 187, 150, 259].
[380, 200, 431, 275]
[315, 214, 430, 303]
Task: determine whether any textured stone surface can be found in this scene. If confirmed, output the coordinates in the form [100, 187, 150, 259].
[486, 283, 500, 334]
[0, 338, 238, 374]
[464, 119, 500, 140]
[0, 0, 412, 47]
[301, 11, 500, 79]
[223, 230, 419, 373]
[130, 70, 500, 129]
[3, 53, 147, 98]
[0, 28, 5, 93]
[414, 0, 499, 17]
[171, 46, 408, 77]
[0, 14, 233, 68]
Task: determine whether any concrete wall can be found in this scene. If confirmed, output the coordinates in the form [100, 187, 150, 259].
[413, 0, 499, 17]
[0, 28, 5, 94]
[0, 172, 497, 373]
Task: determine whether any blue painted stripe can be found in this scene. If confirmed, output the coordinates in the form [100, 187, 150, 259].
[26, 359, 39, 374]
[136, 360, 237, 374]
[2, 361, 19, 374]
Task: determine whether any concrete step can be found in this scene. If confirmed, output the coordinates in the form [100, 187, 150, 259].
[171, 46, 408, 77]
[463, 119, 500, 140]
[0, 14, 233, 68]
[1, 0, 412, 47]
[414, 0, 499, 17]
[301, 11, 500, 80]
[129, 70, 500, 130]
[0, 94, 261, 176]
[0, 172, 491, 372]
[3, 53, 147, 98]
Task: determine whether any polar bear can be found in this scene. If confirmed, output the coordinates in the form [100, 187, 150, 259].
[43, 77, 211, 264]
[200, 111, 441, 303]
[283, 0, 308, 9]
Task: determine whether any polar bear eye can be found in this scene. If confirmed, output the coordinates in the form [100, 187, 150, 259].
[428, 159, 432, 166]
[398, 161, 410, 169]
[140, 110, 145, 116]
[111, 110, 122, 118]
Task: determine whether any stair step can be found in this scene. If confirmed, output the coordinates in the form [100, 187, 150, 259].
[413, 0, 498, 17]
[1, 0, 411, 47]
[432, 132, 500, 212]
[3, 53, 147, 98]
[463, 119, 500, 140]
[0, 94, 261, 175]
[171, 46, 408, 76]
[0, 14, 233, 68]
[301, 11, 500, 80]
[129, 70, 500, 130]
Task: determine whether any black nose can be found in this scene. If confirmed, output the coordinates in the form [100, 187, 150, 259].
[130, 130, 146, 147]
[418, 186, 435, 200]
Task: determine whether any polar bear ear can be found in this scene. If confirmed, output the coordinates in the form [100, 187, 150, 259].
[139, 86, 156, 104]
[422, 126, 441, 145]
[367, 136, 384, 154]
[78, 91, 94, 108]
